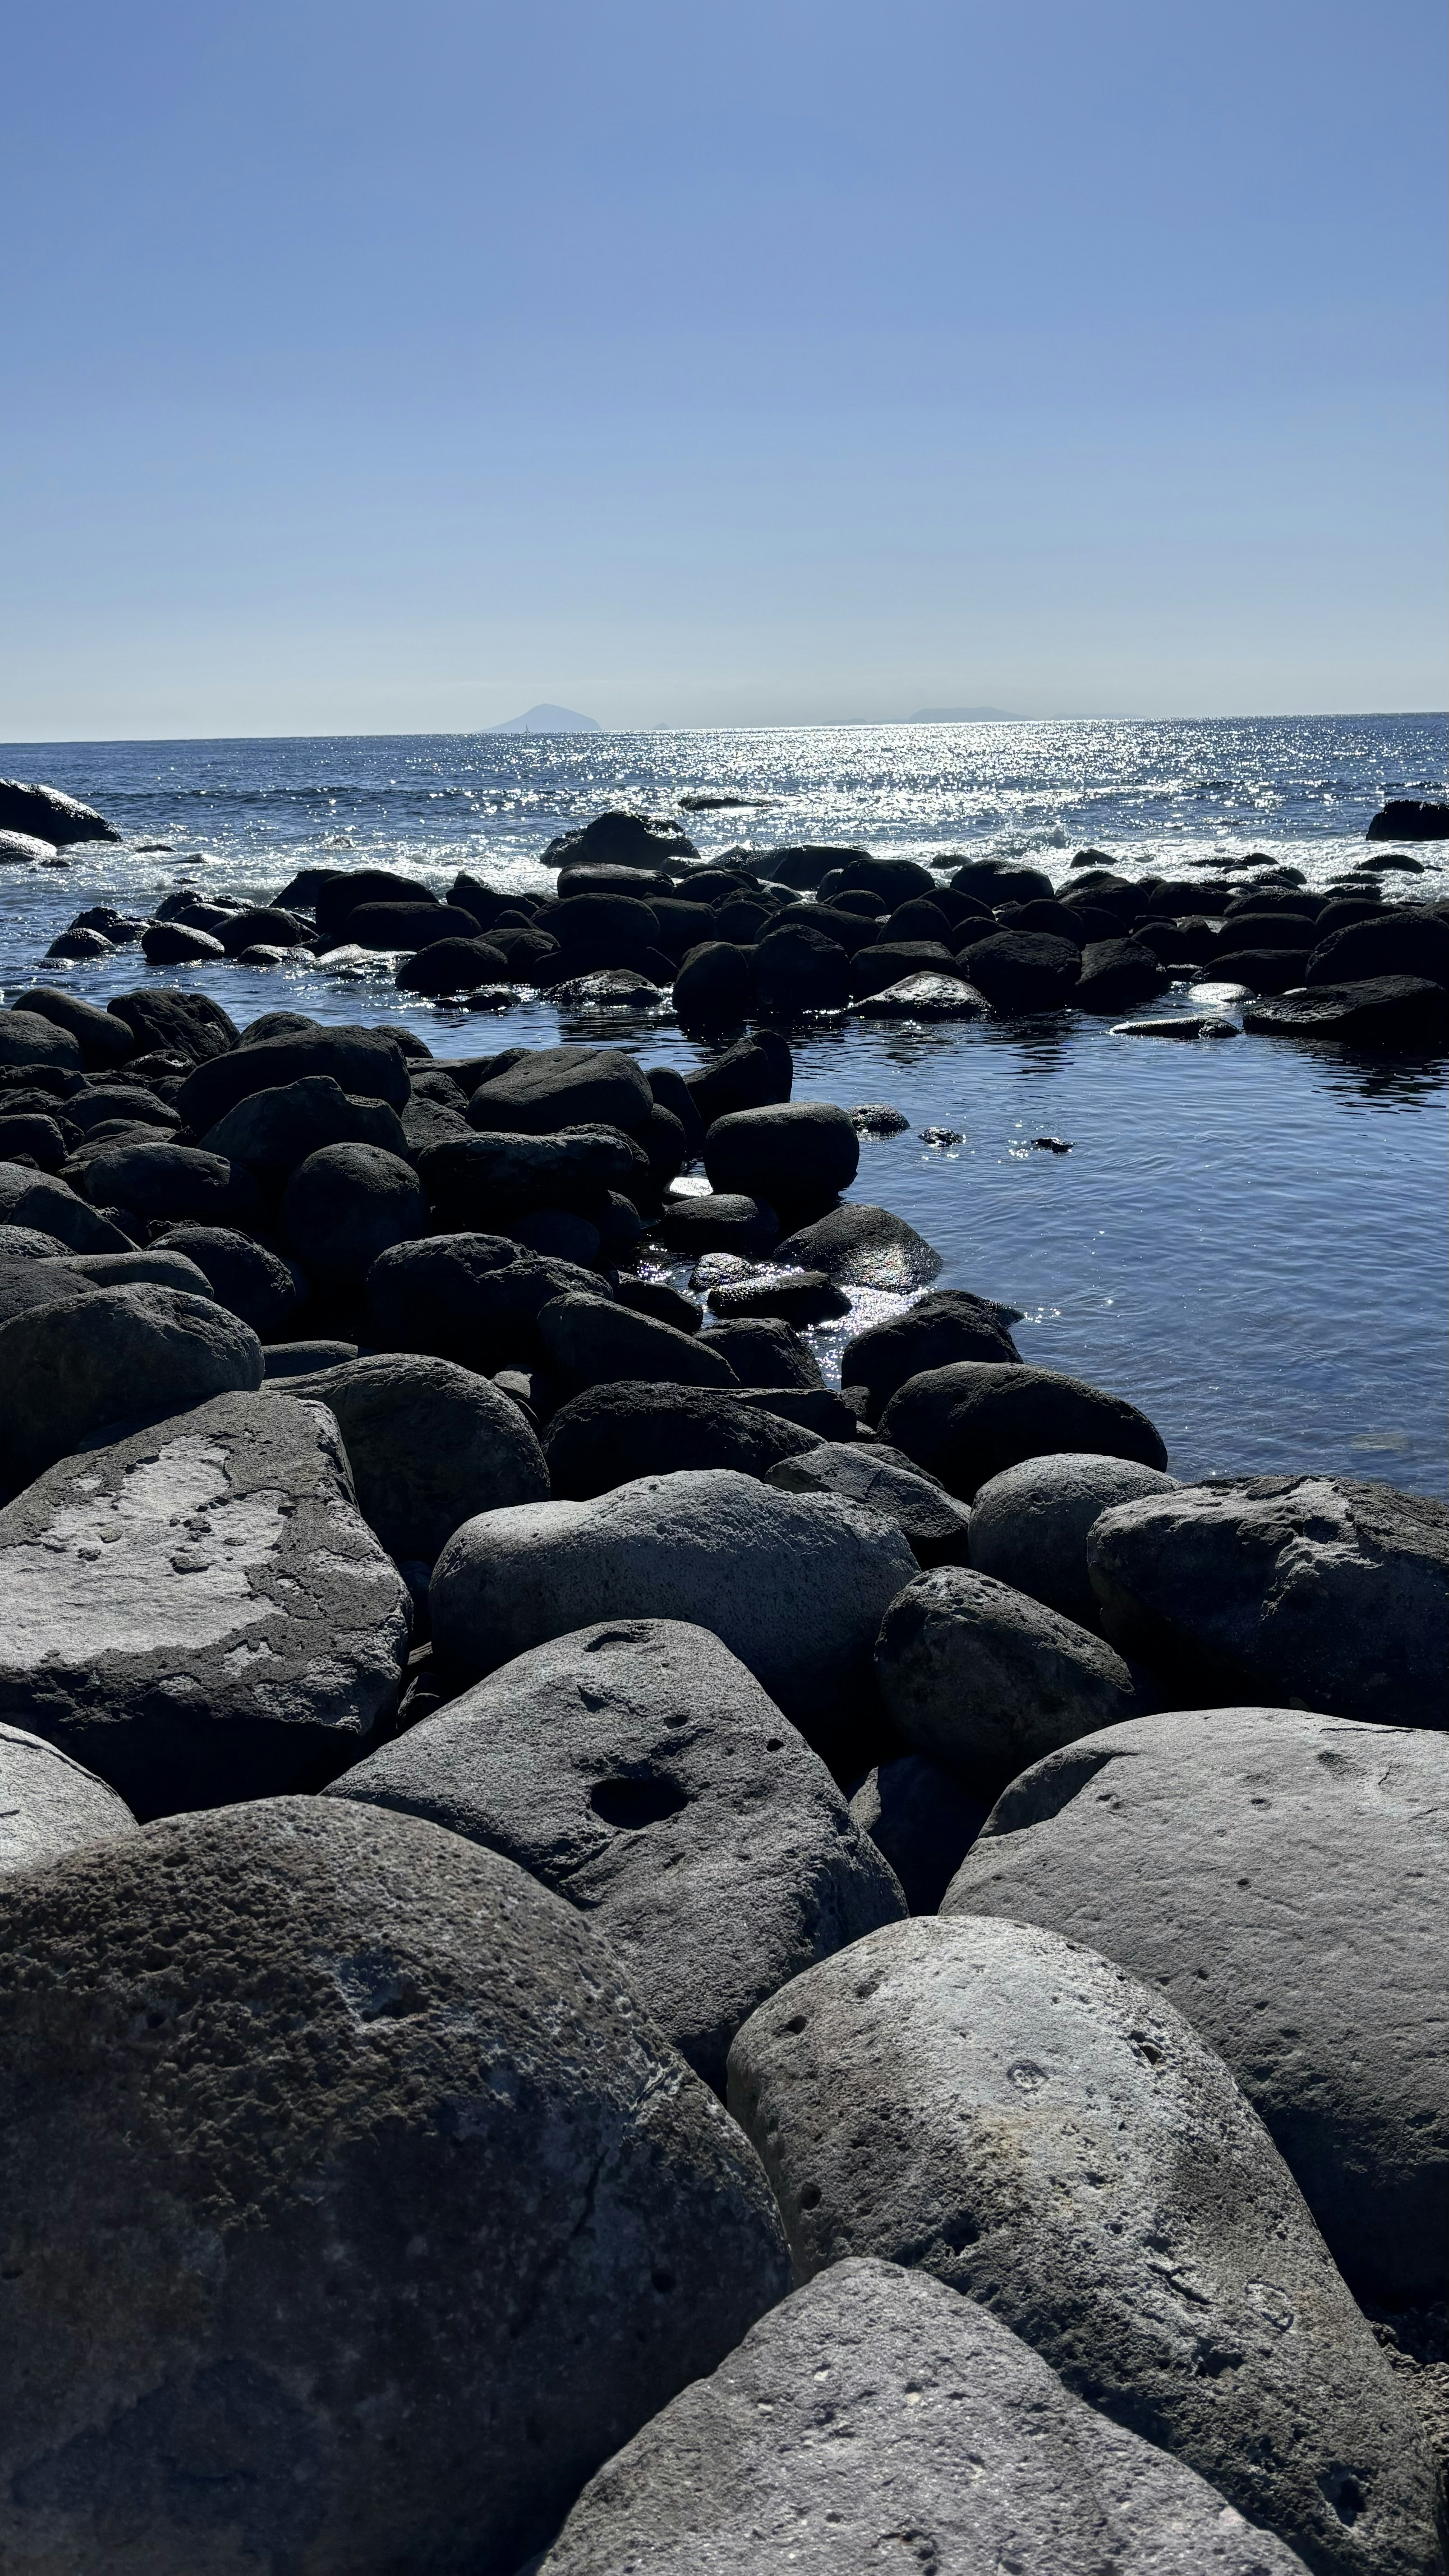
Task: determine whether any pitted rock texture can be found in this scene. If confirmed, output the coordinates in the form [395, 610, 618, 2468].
[0, 1391, 411, 1816]
[0, 1723, 138, 1874]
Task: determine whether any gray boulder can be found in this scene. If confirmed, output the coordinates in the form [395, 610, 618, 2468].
[8, 987, 134, 1068]
[0, 1283, 263, 1492]
[702, 1102, 860, 1213]
[0, 1391, 409, 1815]
[328, 1617, 904, 2090]
[841, 1289, 1022, 1421]
[430, 1467, 919, 1765]
[0, 1257, 96, 1331]
[0, 1223, 69, 1258]
[176, 1023, 411, 1130]
[768, 1441, 974, 1565]
[881, 1360, 1169, 1498]
[1087, 1475, 1449, 1728]
[366, 1232, 607, 1368]
[727, 1915, 1443, 2576]
[773, 1201, 943, 1289]
[281, 1143, 427, 1288]
[0, 1168, 133, 1253]
[541, 2257, 1315, 2576]
[284, 1352, 549, 1562]
[0, 1799, 788, 2576]
[77, 1140, 261, 1227]
[467, 1043, 654, 1134]
[0, 1009, 83, 1072]
[154, 1224, 303, 1336]
[0, 1723, 138, 1875]
[201, 1073, 411, 1176]
[542, 1384, 818, 1501]
[650, 1191, 780, 1256]
[944, 1707, 1449, 2307]
[876, 1565, 1149, 1798]
[969, 1450, 1181, 1625]
[850, 1752, 990, 1911]
[537, 1292, 738, 1393]
[699, 1315, 821, 1387]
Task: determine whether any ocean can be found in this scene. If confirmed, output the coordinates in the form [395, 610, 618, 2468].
[3, 714, 1446, 1493]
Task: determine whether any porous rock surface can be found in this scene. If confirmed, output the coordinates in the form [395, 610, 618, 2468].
[274, 1351, 551, 1563]
[968, 1449, 1181, 1626]
[881, 1360, 1169, 1499]
[0, 1284, 264, 1493]
[0, 1722, 138, 1874]
[0, 1798, 789, 2576]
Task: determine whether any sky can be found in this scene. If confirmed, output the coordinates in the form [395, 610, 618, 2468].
[3, 0, 1445, 739]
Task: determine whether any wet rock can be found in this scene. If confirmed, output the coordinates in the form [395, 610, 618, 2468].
[346, 900, 484, 950]
[153, 1224, 303, 1337]
[700, 1316, 821, 1388]
[0, 776, 119, 843]
[0, 1009, 83, 1073]
[849, 1754, 989, 1912]
[727, 1913, 1443, 2576]
[954, 930, 1081, 1012]
[199, 1077, 411, 1185]
[849, 939, 954, 997]
[841, 1290, 1022, 1423]
[280, 1144, 427, 1289]
[1114, 1012, 1240, 1037]
[423, 1126, 647, 1224]
[1366, 798, 1449, 840]
[311, 866, 439, 940]
[881, 1360, 1169, 1499]
[858, 970, 993, 1017]
[683, 1032, 792, 1126]
[545, 807, 698, 867]
[768, 1440, 974, 1566]
[395, 936, 511, 995]
[969, 1450, 1181, 1627]
[0, 1798, 786, 2576]
[0, 1391, 408, 1812]
[0, 1169, 134, 1253]
[10, 987, 135, 1068]
[278, 1351, 548, 1562]
[0, 1723, 138, 1875]
[0, 828, 60, 863]
[431, 1467, 918, 1762]
[702, 1102, 858, 1216]
[651, 1192, 780, 1256]
[705, 1268, 851, 1323]
[672, 939, 752, 1026]
[1243, 976, 1449, 1044]
[751, 922, 852, 1014]
[0, 1284, 264, 1493]
[1087, 1475, 1449, 1728]
[774, 1201, 942, 1289]
[538, 1292, 735, 1393]
[78, 1141, 263, 1228]
[366, 1233, 606, 1367]
[141, 920, 226, 964]
[949, 857, 1055, 904]
[1208, 946, 1313, 994]
[945, 1706, 1449, 2307]
[543, 1383, 817, 1499]
[467, 1044, 655, 1135]
[1072, 936, 1175, 1012]
[849, 1101, 909, 1134]
[329, 1618, 904, 2092]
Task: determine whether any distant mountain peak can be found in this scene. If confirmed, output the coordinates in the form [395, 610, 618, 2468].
[488, 702, 602, 734]
[909, 706, 1020, 722]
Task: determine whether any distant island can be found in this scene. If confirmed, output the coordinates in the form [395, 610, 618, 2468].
[487, 703, 602, 734]
[908, 706, 1021, 722]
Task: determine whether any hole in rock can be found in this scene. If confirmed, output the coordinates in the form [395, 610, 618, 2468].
[1318, 2470, 1364, 2527]
[589, 1775, 689, 1830]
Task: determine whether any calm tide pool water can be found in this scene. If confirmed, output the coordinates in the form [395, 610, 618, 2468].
[3, 718, 1445, 1492]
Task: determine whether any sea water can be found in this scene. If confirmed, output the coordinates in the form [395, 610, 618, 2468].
[2, 716, 1445, 1493]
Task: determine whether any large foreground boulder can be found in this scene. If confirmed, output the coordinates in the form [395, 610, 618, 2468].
[277, 1352, 549, 1563]
[542, 1384, 817, 1499]
[0, 1392, 410, 1815]
[881, 1360, 1169, 1499]
[329, 1618, 904, 2090]
[0, 1800, 788, 2576]
[430, 1469, 918, 1764]
[728, 1915, 1443, 2576]
[0, 1723, 137, 1875]
[0, 1284, 263, 1492]
[1086, 1475, 1449, 1728]
[944, 1708, 1449, 2306]
[540, 2258, 1314, 2576]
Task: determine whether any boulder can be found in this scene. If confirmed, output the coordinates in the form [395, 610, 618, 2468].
[108, 987, 239, 1065]
[700, 1315, 821, 1388]
[263, 1337, 358, 1376]
[841, 1290, 1022, 1422]
[67, 1082, 179, 1135]
[0, 777, 119, 843]
[954, 929, 1081, 1012]
[537, 1292, 738, 1393]
[1208, 946, 1313, 994]
[1243, 977, 1449, 1044]
[467, 1044, 654, 1135]
[858, 970, 994, 1017]
[483, 922, 560, 979]
[0, 1010, 83, 1072]
[0, 1284, 263, 1493]
[650, 1192, 780, 1256]
[773, 1201, 943, 1289]
[881, 1360, 1169, 1499]
[177, 1025, 410, 1132]
[727, 1915, 1443, 2576]
[1366, 798, 1449, 841]
[346, 900, 483, 950]
[949, 857, 1055, 904]
[310, 866, 439, 939]
[702, 1102, 859, 1213]
[544, 809, 697, 867]
[849, 938, 954, 996]
[0, 1167, 134, 1254]
[0, 1392, 409, 1813]
[141, 920, 226, 964]
[0, 1112, 66, 1171]
[202, 1074, 411, 1176]
[365, 1232, 606, 1367]
[430, 1468, 920, 1762]
[875, 1566, 1150, 1799]
[0, 1257, 93, 1334]
[151, 1225, 303, 1337]
[329, 1618, 904, 2090]
[542, 1384, 817, 1499]
[673, 941, 752, 1026]
[0, 829, 60, 862]
[423, 1125, 647, 1223]
[558, 863, 679, 903]
[968, 1450, 1181, 1626]
[9, 987, 134, 1068]
[540, 2256, 1316, 2576]
[704, 1268, 851, 1323]
[684, 1032, 792, 1126]
[0, 1723, 138, 1875]
[1086, 1475, 1449, 1728]
[1072, 937, 1175, 1012]
[611, 1274, 701, 1336]
[751, 924, 852, 1013]
[279, 1351, 548, 1561]
[280, 1144, 427, 1288]
[944, 1706, 1449, 2306]
[396, 935, 509, 995]
[0, 1801, 786, 2575]
[66, 1248, 214, 1296]
[1307, 913, 1448, 988]
[768, 1441, 974, 1565]
[818, 854, 937, 907]
[77, 1141, 262, 1227]
[850, 1754, 989, 1912]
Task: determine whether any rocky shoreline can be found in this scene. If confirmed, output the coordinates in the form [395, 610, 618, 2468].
[0, 794, 1445, 2574]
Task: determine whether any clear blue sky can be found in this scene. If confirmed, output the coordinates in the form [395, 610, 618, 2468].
[5, 0, 1444, 738]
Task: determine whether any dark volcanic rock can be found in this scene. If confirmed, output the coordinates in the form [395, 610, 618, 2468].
[684, 1033, 792, 1126]
[179, 1026, 411, 1135]
[0, 1798, 788, 2576]
[537, 1292, 738, 1393]
[202, 1074, 411, 1177]
[945, 1705, 1449, 2306]
[544, 808, 698, 868]
[969, 1450, 1181, 1627]
[1072, 936, 1174, 1012]
[77, 1141, 262, 1228]
[141, 920, 227, 964]
[1209, 946, 1314, 994]
[0, 1723, 138, 1875]
[705, 1268, 851, 1324]
[108, 987, 239, 1064]
[280, 1144, 427, 1288]
[773, 1201, 943, 1289]
[0, 1283, 263, 1492]
[768, 1440, 974, 1566]
[543, 1383, 817, 1499]
[1366, 798, 1449, 840]
[366, 1232, 606, 1368]
[1086, 1475, 1449, 1728]
[849, 1753, 989, 1912]
[702, 1101, 858, 1213]
[0, 1169, 134, 1254]
[728, 1914, 1443, 2576]
[0, 777, 120, 843]
[0, 1392, 409, 1813]
[0, 1009, 83, 1072]
[11, 987, 135, 1068]
[278, 1352, 549, 1562]
[954, 930, 1081, 1011]
[329, 1617, 904, 2091]
[311, 866, 439, 940]
[467, 1044, 654, 1135]
[752, 922, 852, 1013]
[701, 1316, 821, 1388]
[346, 900, 483, 950]
[153, 1224, 303, 1337]
[881, 1360, 1169, 1499]
[420, 1126, 646, 1227]
[395, 936, 510, 995]
[1243, 976, 1449, 1043]
[841, 1290, 1022, 1423]
[651, 1192, 780, 1257]
[673, 939, 753, 1026]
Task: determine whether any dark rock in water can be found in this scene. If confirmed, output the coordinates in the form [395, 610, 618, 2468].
[480, 921, 560, 979]
[276, 1351, 549, 1563]
[0, 1799, 786, 2576]
[949, 856, 1055, 904]
[542, 2258, 1316, 2576]
[1087, 1475, 1449, 1729]
[203, 1074, 411, 1177]
[420, 1126, 646, 1227]
[77, 1141, 262, 1228]
[0, 1009, 83, 1072]
[774, 1201, 942, 1290]
[774, 900, 886, 956]
[817, 854, 936, 907]
[548, 967, 666, 1011]
[759, 842, 874, 890]
[727, 1915, 1442, 2576]
[0, 1722, 137, 1875]
[1243, 974, 1448, 1044]
[841, 1290, 1022, 1423]
[0, 1167, 134, 1254]
[1208, 946, 1312, 994]
[46, 925, 117, 958]
[996, 895, 1092, 944]
[611, 1274, 701, 1335]
[108, 986, 239, 1064]
[215, 906, 310, 955]
[0, 776, 119, 843]
[875, 1565, 1151, 1799]
[141, 919, 226, 964]
[0, 1283, 263, 1492]
[543, 809, 698, 868]
[858, 971, 993, 1018]
[346, 899, 482, 950]
[1366, 798, 1449, 840]
[16, 989, 135, 1068]
[768, 1440, 974, 1566]
[263, 1337, 358, 1376]
[881, 1361, 1169, 1500]
[468, 1043, 654, 1135]
[1211, 909, 1316, 948]
[311, 866, 439, 941]
[1307, 910, 1449, 988]
[645, 896, 717, 960]
[685, 1031, 792, 1126]
[920, 1123, 964, 1146]
[329, 1618, 903, 2092]
[430, 1467, 918, 1766]
[281, 1144, 427, 1289]
[153, 1224, 303, 1336]
[1113, 1012, 1239, 1038]
[0, 1392, 406, 1811]
[946, 1706, 1449, 2308]
[366, 1233, 607, 1369]
[396, 935, 510, 995]
[850, 1757, 989, 1913]
[179, 1024, 409, 1130]
[752, 922, 851, 1014]
[700, 1316, 820, 1388]
[849, 939, 954, 996]
[538, 1292, 738, 1393]
[1315, 897, 1392, 934]
[703, 1101, 858, 1215]
[557, 862, 678, 903]
[0, 828, 60, 863]
[648, 1193, 782, 1258]
[1072, 936, 1174, 1012]
[546, 890, 661, 962]
[673, 938, 753, 1026]
[968, 1450, 1180, 1628]
[954, 928, 1081, 1012]
[849, 1101, 909, 1134]
[705, 1269, 851, 1324]
[543, 1383, 816, 1499]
